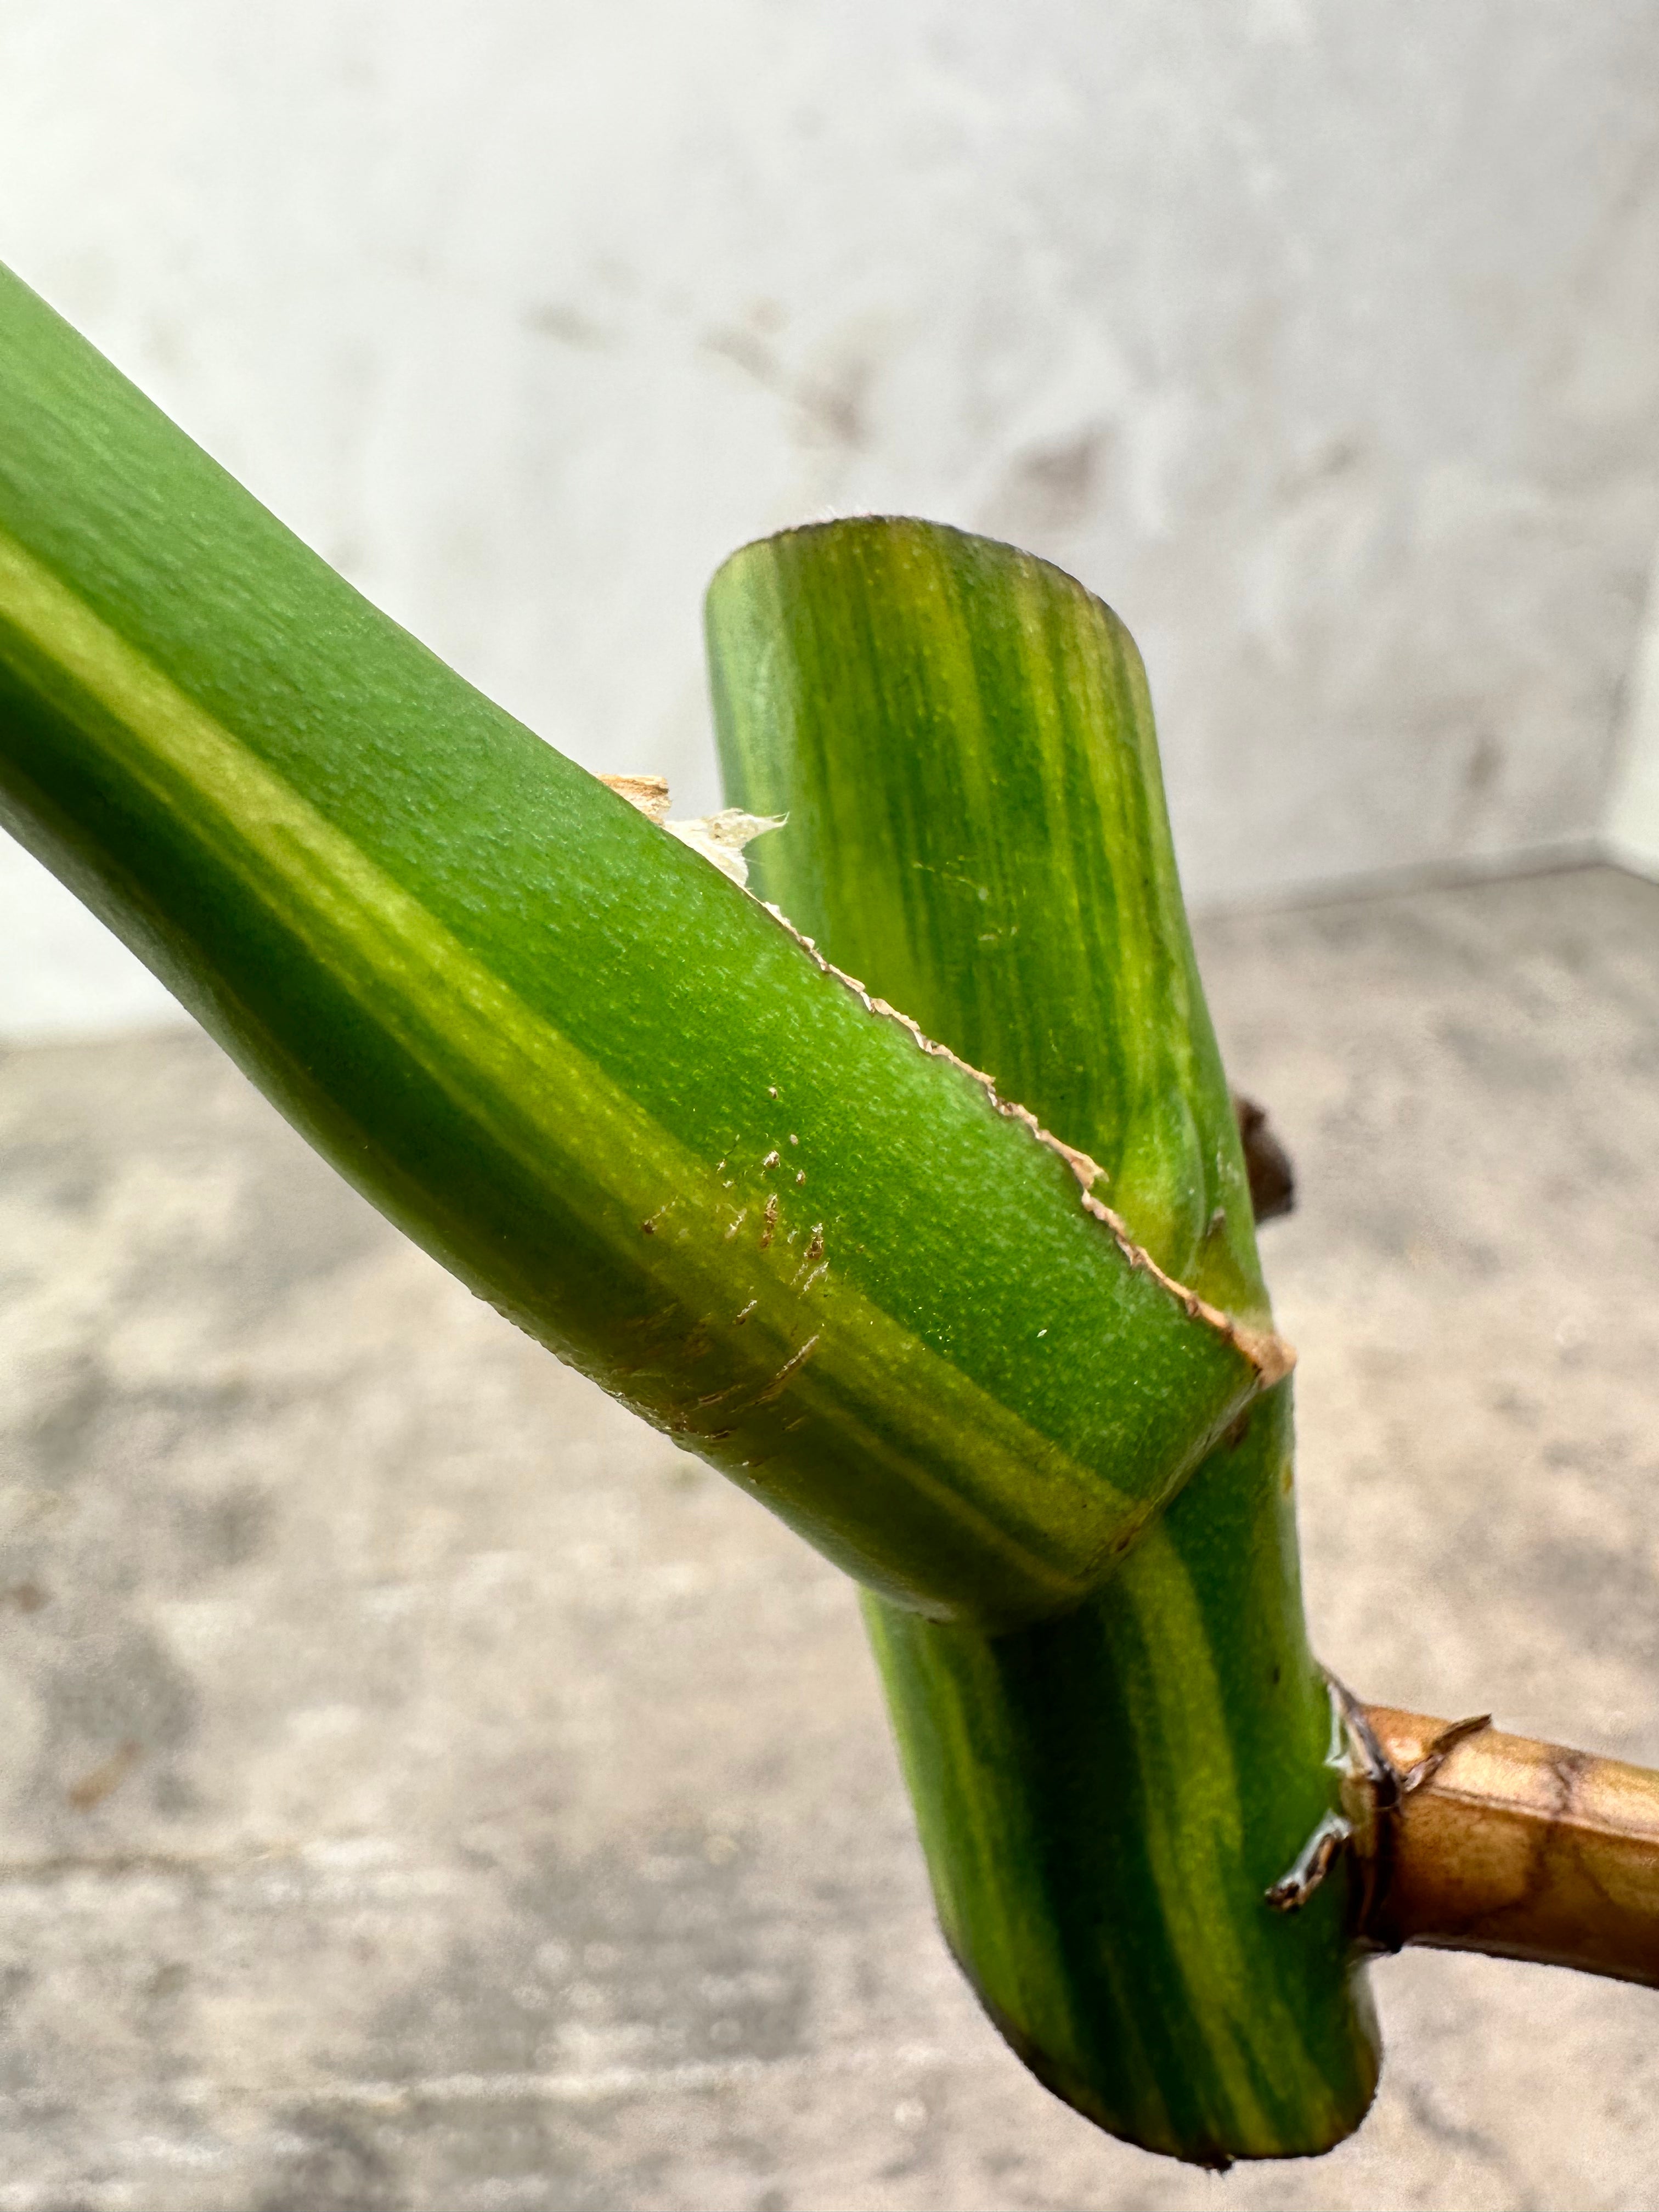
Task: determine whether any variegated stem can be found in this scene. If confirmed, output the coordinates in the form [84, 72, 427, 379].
[709, 518, 1381, 2164]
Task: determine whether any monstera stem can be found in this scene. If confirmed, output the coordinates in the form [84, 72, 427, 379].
[708, 518, 1380, 2163]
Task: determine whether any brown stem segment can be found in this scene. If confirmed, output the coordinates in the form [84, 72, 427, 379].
[1361, 1706, 1659, 1988]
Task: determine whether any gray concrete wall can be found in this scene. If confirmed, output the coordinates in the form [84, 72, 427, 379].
[4, 0, 1659, 1034]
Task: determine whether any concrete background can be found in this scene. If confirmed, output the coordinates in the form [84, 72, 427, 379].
[2, 862, 1656, 2209]
[5, 1, 1659, 1032]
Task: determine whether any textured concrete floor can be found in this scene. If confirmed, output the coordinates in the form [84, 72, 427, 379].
[1, 862, 1657, 2211]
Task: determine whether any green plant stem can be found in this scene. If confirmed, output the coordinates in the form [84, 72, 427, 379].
[709, 519, 1380, 2163]
[0, 262, 1278, 1628]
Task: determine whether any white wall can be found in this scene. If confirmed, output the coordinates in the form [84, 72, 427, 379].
[1605, 540, 1659, 878]
[4, 1, 1659, 1037]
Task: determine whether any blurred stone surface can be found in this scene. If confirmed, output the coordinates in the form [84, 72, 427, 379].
[0, 861, 1656, 2210]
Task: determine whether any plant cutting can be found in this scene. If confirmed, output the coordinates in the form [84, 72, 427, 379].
[1, 261, 1656, 2168]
